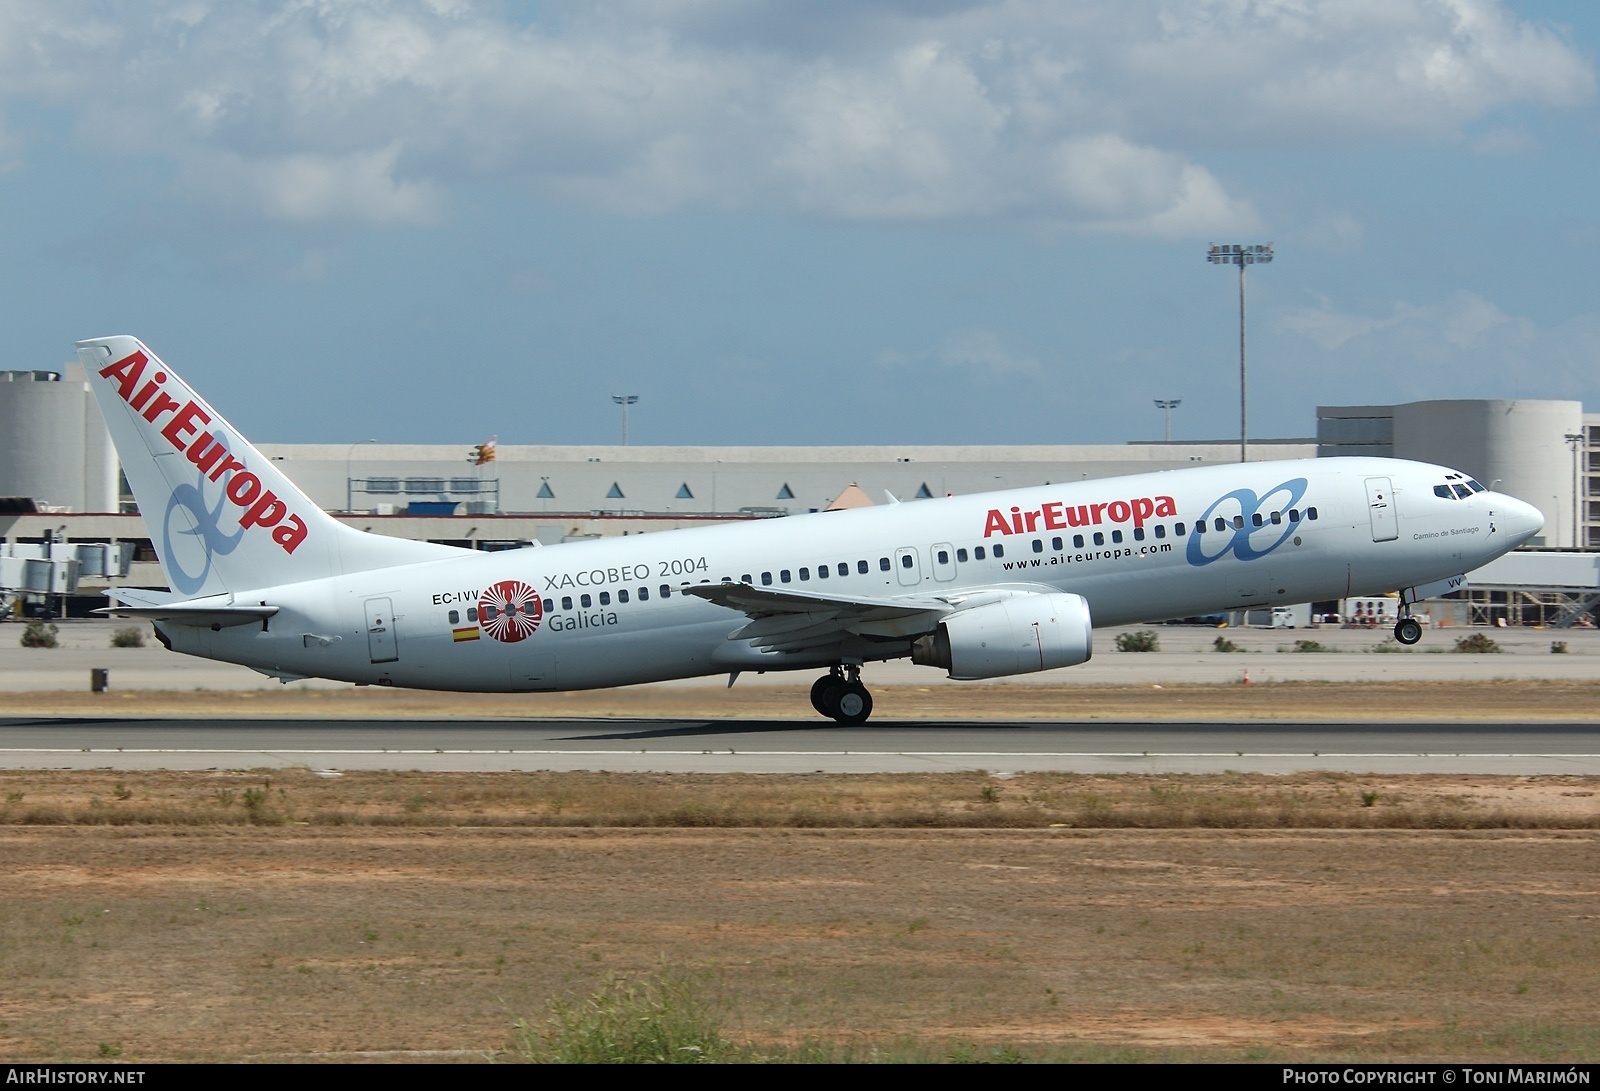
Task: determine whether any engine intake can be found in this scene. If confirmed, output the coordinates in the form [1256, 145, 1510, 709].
[912, 592, 1093, 680]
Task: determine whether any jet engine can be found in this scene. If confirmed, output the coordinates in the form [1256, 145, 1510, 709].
[911, 592, 1093, 679]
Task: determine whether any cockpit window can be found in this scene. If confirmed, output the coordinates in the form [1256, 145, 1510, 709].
[1452, 484, 1472, 499]
[1434, 485, 1452, 499]
[1467, 480, 1486, 493]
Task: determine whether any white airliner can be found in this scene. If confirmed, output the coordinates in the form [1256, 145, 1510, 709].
[78, 336, 1543, 724]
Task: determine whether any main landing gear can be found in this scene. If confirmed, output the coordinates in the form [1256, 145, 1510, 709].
[811, 665, 874, 725]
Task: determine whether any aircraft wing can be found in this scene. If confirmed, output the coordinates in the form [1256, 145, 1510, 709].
[681, 582, 951, 653]
[98, 588, 278, 629]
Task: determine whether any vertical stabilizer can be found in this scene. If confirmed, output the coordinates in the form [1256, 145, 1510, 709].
[76, 336, 462, 597]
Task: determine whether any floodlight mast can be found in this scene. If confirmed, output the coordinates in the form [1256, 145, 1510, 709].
[1153, 399, 1181, 444]
[611, 394, 639, 446]
[1207, 243, 1273, 463]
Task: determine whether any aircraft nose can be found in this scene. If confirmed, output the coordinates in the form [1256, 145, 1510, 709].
[1496, 495, 1545, 546]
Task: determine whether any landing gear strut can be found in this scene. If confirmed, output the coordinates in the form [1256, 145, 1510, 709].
[810, 665, 873, 725]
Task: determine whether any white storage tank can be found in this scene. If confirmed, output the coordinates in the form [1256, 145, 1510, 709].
[1393, 399, 1584, 547]
[0, 363, 119, 512]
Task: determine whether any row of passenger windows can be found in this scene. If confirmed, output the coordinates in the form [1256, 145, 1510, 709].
[441, 509, 1322, 624]
[1020, 507, 1320, 551]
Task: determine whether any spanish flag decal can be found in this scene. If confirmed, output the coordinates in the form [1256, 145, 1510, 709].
[452, 627, 481, 643]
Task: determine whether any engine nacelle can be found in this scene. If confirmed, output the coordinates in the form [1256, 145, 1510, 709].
[911, 592, 1093, 680]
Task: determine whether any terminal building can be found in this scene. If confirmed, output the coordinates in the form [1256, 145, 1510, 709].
[1, 360, 1597, 621]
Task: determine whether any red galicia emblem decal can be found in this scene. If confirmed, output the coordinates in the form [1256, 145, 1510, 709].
[478, 580, 543, 642]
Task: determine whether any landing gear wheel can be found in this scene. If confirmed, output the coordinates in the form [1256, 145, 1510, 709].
[811, 675, 844, 717]
[1394, 617, 1423, 646]
[832, 681, 873, 726]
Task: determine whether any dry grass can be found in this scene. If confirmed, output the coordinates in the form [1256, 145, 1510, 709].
[1, 817, 1598, 1063]
[2, 769, 1598, 830]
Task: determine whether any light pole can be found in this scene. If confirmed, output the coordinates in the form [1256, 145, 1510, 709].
[1153, 398, 1181, 443]
[1207, 242, 1273, 463]
[611, 394, 639, 446]
[344, 438, 377, 513]
[1566, 432, 1585, 549]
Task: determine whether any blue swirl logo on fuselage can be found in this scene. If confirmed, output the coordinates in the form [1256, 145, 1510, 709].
[161, 433, 245, 595]
[1186, 478, 1309, 567]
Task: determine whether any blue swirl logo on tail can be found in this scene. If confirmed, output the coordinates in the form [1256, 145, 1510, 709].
[1186, 478, 1308, 567]
[161, 436, 245, 595]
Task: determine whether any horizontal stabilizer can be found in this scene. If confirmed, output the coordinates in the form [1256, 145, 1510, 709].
[98, 595, 278, 629]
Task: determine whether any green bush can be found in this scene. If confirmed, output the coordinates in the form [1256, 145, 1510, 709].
[1551, 641, 1569, 654]
[510, 973, 732, 1064]
[19, 621, 58, 648]
[1292, 640, 1328, 653]
[110, 626, 145, 649]
[1114, 630, 1160, 653]
[1453, 632, 1502, 654]
[1212, 635, 1239, 653]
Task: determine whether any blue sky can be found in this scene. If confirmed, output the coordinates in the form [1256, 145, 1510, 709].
[0, 1, 1595, 447]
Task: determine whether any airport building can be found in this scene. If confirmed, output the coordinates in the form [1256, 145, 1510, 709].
[1, 360, 1596, 618]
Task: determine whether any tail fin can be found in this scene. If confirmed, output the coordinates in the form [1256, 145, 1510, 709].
[76, 336, 462, 598]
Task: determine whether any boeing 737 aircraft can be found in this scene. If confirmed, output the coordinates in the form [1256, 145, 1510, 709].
[78, 336, 1543, 724]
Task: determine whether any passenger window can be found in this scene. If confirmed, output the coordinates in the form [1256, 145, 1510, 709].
[448, 609, 460, 624]
[838, 563, 848, 576]
[1216, 517, 1227, 532]
[974, 546, 986, 560]
[1289, 509, 1300, 522]
[1093, 532, 1104, 546]
[1073, 534, 1084, 549]
[900, 555, 913, 568]
[1154, 525, 1165, 539]
[956, 548, 968, 562]
[1232, 516, 1244, 530]
[1271, 512, 1282, 524]
[1133, 527, 1145, 541]
[740, 575, 751, 584]
[1052, 537, 1062, 551]
[781, 570, 792, 583]
[560, 597, 572, 611]
[857, 560, 869, 574]
[542, 599, 553, 612]
[762, 572, 772, 585]
[1252, 513, 1263, 527]
[1306, 507, 1319, 520]
[993, 544, 1005, 558]
[938, 550, 950, 564]
[660, 585, 671, 598]
[1111, 529, 1122, 543]
[816, 564, 828, 579]
[879, 557, 891, 571]
[599, 592, 610, 606]
[800, 567, 810, 581]
[618, 589, 629, 603]
[1032, 539, 1043, 554]
[484, 605, 498, 620]
[582, 594, 593, 608]
[1175, 522, 1186, 535]
[467, 607, 478, 621]
[639, 587, 649, 601]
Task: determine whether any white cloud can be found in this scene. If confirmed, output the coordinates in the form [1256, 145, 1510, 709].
[884, 328, 1041, 376]
[0, 1, 1587, 227]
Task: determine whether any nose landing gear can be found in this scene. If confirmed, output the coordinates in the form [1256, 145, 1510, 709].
[1393, 612, 1423, 646]
[810, 665, 874, 725]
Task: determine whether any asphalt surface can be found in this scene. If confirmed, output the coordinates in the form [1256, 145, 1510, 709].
[4, 716, 1599, 774]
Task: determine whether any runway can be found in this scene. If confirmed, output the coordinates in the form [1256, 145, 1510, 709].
[4, 716, 1599, 774]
